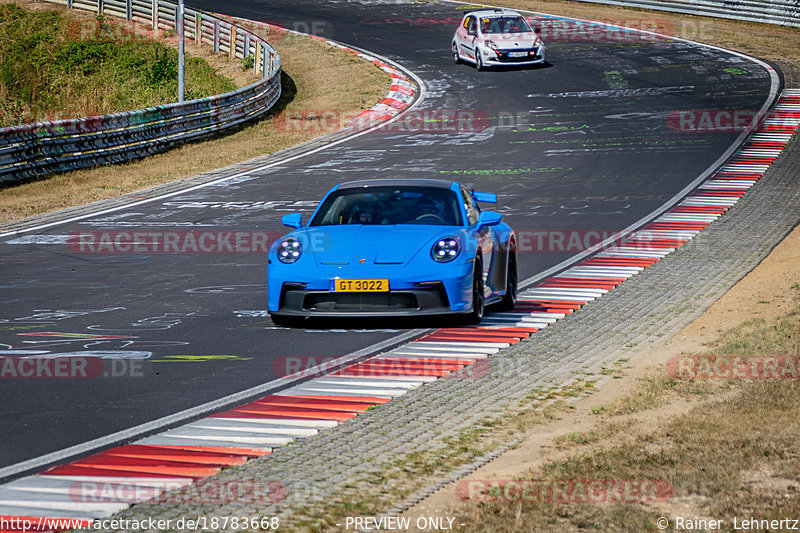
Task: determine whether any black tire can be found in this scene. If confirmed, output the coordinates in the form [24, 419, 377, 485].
[270, 314, 301, 328]
[452, 42, 460, 64]
[497, 247, 518, 311]
[475, 51, 484, 71]
[463, 260, 485, 325]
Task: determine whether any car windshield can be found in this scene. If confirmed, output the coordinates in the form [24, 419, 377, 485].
[480, 16, 531, 35]
[310, 186, 463, 226]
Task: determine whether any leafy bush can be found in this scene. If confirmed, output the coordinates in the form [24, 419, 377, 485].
[147, 47, 178, 85]
[53, 41, 120, 75]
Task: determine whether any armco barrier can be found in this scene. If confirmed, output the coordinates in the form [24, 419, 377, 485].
[0, 0, 282, 183]
[568, 0, 800, 28]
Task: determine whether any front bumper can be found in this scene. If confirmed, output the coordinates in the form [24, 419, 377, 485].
[272, 284, 465, 318]
[267, 264, 473, 318]
[482, 46, 545, 66]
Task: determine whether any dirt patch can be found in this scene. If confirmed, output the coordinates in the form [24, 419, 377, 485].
[678, 228, 800, 346]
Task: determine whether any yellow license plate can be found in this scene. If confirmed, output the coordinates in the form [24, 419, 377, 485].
[332, 278, 389, 292]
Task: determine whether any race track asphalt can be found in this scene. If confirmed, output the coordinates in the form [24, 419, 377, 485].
[0, 0, 775, 473]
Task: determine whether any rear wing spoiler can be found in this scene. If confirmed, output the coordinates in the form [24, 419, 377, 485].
[472, 191, 497, 203]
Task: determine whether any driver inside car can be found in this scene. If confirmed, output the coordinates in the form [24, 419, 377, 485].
[413, 196, 449, 223]
[348, 199, 394, 225]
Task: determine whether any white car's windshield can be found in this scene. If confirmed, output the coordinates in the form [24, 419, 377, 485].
[310, 186, 463, 226]
[480, 16, 531, 35]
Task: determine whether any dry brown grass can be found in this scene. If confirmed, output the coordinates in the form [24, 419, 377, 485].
[456, 384, 800, 532]
[456, 291, 800, 532]
[0, 7, 388, 223]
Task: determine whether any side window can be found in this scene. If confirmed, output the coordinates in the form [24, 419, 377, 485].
[465, 16, 476, 35]
[461, 188, 479, 226]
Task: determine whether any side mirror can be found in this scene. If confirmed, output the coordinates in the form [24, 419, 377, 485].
[477, 211, 503, 228]
[472, 191, 497, 204]
[281, 212, 303, 229]
[534, 27, 542, 34]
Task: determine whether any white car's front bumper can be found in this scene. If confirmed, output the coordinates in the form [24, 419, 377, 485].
[479, 45, 545, 66]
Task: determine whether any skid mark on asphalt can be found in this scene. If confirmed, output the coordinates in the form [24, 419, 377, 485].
[153, 355, 255, 363]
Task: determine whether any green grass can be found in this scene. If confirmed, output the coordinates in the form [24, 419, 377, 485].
[0, 3, 236, 126]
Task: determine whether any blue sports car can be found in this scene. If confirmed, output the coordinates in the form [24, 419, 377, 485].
[267, 179, 518, 325]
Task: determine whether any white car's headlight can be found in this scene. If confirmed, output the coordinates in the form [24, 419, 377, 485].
[534, 37, 542, 47]
[484, 40, 498, 49]
[277, 237, 302, 264]
[431, 237, 460, 263]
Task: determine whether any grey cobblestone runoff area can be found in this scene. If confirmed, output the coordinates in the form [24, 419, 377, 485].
[96, 131, 800, 531]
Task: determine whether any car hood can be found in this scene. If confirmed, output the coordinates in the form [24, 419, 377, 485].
[299, 226, 461, 266]
[487, 32, 539, 48]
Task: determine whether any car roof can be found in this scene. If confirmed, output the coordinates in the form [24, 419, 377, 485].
[465, 9, 522, 18]
[336, 179, 457, 190]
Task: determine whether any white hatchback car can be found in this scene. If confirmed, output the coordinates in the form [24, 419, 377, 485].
[452, 9, 545, 70]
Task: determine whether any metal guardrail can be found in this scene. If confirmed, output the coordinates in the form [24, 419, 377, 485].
[0, 0, 281, 183]
[569, 0, 800, 28]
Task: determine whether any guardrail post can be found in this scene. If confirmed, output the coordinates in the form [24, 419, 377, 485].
[229, 26, 236, 59]
[67, 0, 72, 8]
[213, 20, 220, 52]
[126, 0, 131, 20]
[151, 0, 158, 31]
[97, 0, 103, 16]
[195, 12, 201, 45]
[243, 34, 250, 58]
[254, 41, 261, 75]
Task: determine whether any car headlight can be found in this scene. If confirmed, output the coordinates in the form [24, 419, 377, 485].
[484, 40, 498, 49]
[534, 37, 542, 47]
[277, 237, 302, 264]
[431, 237, 460, 263]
